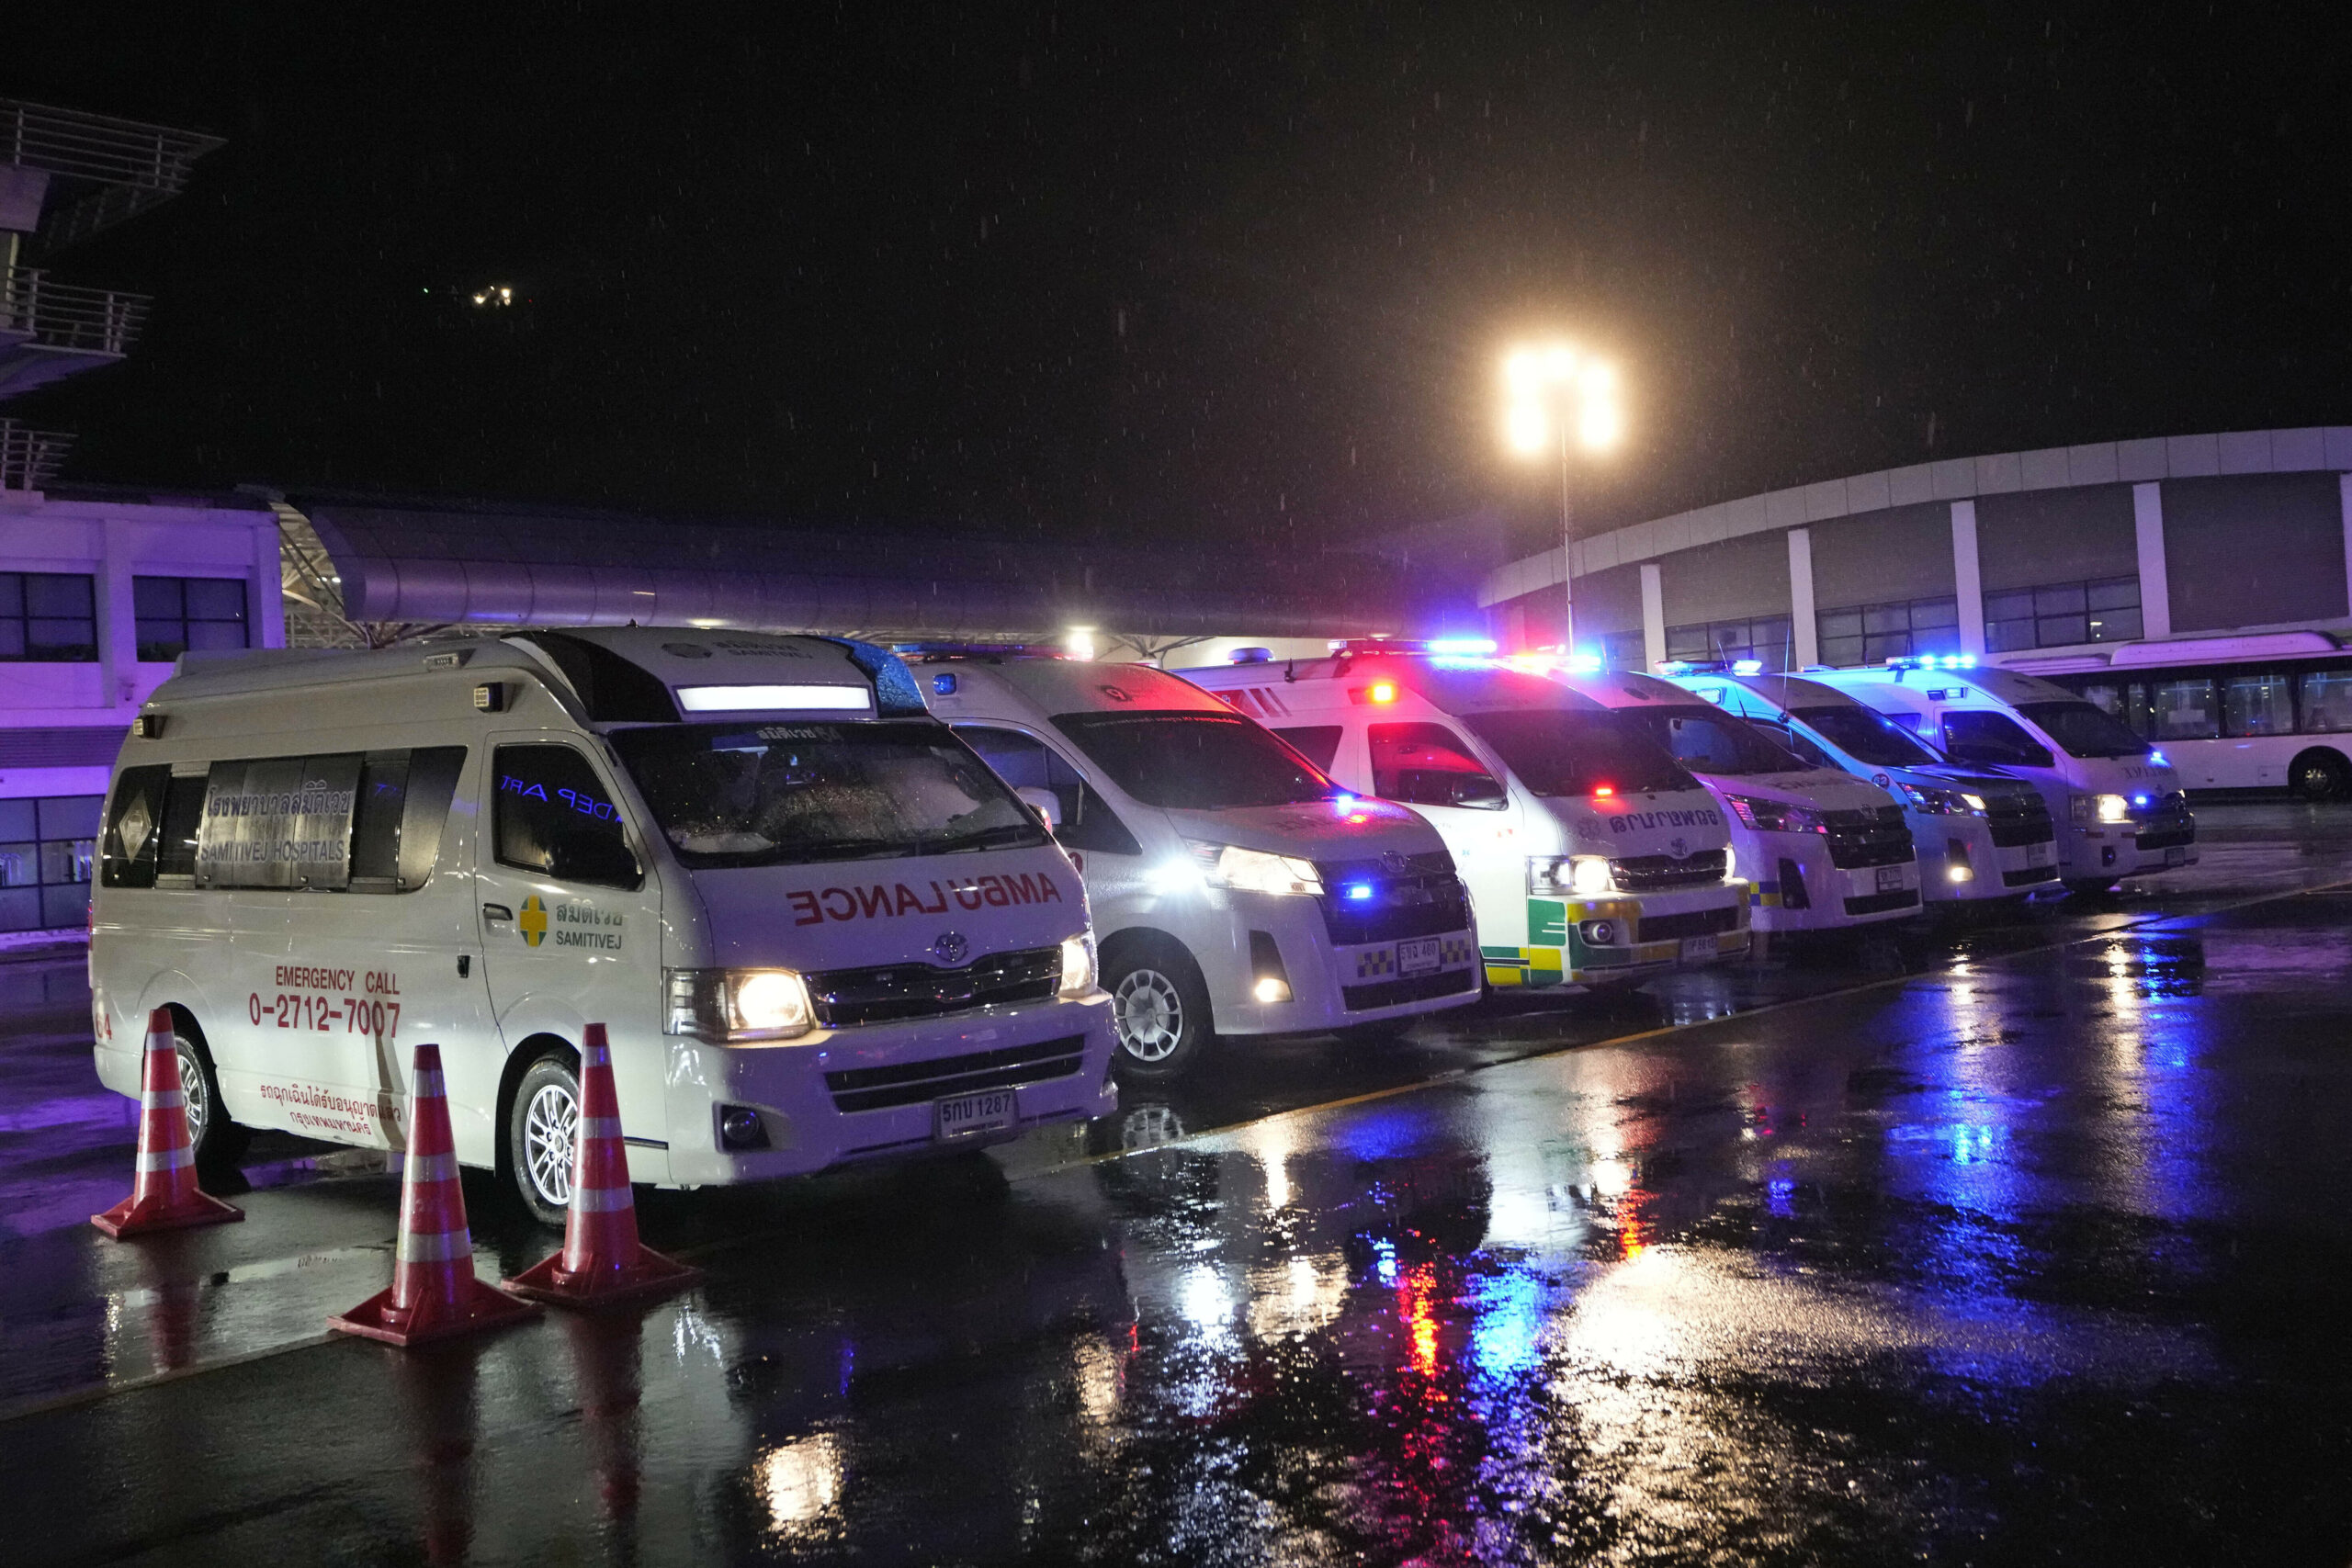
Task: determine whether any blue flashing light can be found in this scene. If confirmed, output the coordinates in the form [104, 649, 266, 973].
[1731, 659, 1765, 675]
[1563, 652, 1602, 674]
[2149, 750, 2169, 767]
[1429, 655, 1495, 670]
[1428, 637, 1498, 655]
[1656, 660, 1696, 676]
[1333, 793, 1357, 807]
[2132, 794, 2151, 807]
[931, 672, 958, 695]
[1345, 882, 1375, 902]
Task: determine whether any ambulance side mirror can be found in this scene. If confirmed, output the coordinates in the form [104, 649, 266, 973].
[1015, 786, 1062, 829]
[1447, 773, 1508, 809]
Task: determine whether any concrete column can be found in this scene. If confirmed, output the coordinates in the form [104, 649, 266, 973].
[1950, 501, 1985, 658]
[98, 516, 137, 712]
[1787, 527, 1818, 668]
[1639, 562, 1666, 672]
[2134, 481, 2172, 640]
[254, 518, 287, 649]
[2340, 473, 2352, 626]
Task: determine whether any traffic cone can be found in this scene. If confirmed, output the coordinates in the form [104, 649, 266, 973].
[330, 1043, 538, 1347]
[92, 1009, 243, 1238]
[503, 1024, 700, 1309]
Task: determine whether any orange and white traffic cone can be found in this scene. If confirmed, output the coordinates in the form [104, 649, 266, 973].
[92, 1009, 243, 1238]
[331, 1042, 538, 1347]
[503, 1024, 700, 1309]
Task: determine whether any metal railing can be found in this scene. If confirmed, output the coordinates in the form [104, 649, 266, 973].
[0, 420, 73, 491]
[0, 267, 149, 355]
[1, 98, 224, 248]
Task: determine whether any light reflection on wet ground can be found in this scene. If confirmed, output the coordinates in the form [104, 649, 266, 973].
[4, 804, 2352, 1563]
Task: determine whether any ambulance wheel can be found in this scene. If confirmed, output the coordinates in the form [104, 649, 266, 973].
[509, 1053, 581, 1229]
[174, 1021, 249, 1170]
[1102, 937, 1213, 1082]
[2290, 747, 2352, 801]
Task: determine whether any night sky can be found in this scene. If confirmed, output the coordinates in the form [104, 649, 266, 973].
[12, 6, 2350, 554]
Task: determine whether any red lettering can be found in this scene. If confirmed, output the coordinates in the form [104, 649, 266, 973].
[820, 887, 857, 921]
[1006, 874, 1035, 905]
[954, 881, 983, 911]
[788, 890, 821, 926]
[894, 883, 926, 916]
[980, 874, 1008, 908]
[925, 881, 950, 914]
[857, 885, 892, 919]
[1038, 874, 1063, 904]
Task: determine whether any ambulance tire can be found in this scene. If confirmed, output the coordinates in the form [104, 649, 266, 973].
[1102, 936, 1213, 1082]
[175, 1018, 251, 1171]
[508, 1050, 582, 1229]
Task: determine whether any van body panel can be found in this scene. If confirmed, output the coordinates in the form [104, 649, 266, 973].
[91, 629, 1117, 1191]
[1803, 665, 2197, 883]
[923, 658, 1481, 1042]
[1183, 653, 1751, 988]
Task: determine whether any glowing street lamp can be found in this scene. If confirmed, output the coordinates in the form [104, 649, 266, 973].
[1502, 342, 1623, 651]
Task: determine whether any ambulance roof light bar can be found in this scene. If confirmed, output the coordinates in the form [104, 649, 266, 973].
[1326, 637, 1499, 659]
[889, 642, 1063, 661]
[1655, 659, 1765, 677]
[1883, 653, 1977, 680]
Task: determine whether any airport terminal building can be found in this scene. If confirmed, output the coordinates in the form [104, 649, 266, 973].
[1478, 426, 2352, 676]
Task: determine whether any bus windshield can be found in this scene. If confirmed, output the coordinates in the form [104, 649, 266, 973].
[1051, 711, 1340, 808]
[612, 720, 1048, 867]
[1458, 710, 1695, 796]
[1792, 705, 1944, 768]
[2016, 701, 2153, 760]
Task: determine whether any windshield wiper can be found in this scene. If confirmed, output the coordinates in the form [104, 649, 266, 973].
[922, 821, 1046, 854]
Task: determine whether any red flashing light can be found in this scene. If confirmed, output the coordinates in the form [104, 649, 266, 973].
[1593, 784, 1616, 797]
[1368, 682, 1397, 704]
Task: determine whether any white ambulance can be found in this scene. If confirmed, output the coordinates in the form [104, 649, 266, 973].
[1657, 665, 2060, 900]
[89, 628, 1117, 1224]
[1802, 658, 2197, 893]
[1554, 668, 1923, 931]
[907, 649, 1480, 1078]
[1182, 643, 1750, 994]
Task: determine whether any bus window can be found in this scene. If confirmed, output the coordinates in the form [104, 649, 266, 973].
[2221, 672, 2293, 737]
[2300, 671, 2352, 734]
[2078, 682, 2128, 721]
[2143, 678, 2219, 740]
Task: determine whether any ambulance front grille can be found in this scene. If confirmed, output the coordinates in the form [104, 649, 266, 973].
[806, 945, 1060, 1028]
[824, 1034, 1088, 1113]
[1611, 850, 1728, 890]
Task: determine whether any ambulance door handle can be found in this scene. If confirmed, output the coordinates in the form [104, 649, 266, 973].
[482, 903, 514, 923]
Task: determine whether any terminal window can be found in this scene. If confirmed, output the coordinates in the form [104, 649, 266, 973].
[1984, 577, 2141, 652]
[0, 572, 98, 661]
[1817, 596, 1959, 667]
[1600, 630, 1646, 672]
[134, 577, 249, 661]
[0, 795, 101, 931]
[1664, 615, 1793, 671]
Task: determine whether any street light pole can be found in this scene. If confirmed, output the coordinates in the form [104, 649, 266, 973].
[1503, 342, 1621, 655]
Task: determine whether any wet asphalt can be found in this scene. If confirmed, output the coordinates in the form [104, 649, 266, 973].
[4, 801, 2352, 1565]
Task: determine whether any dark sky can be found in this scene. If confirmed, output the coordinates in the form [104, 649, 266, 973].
[13, 5, 2350, 553]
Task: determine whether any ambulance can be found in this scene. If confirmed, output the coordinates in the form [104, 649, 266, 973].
[88, 628, 1118, 1225]
[1182, 643, 1749, 993]
[907, 649, 1480, 1078]
[1802, 658, 2196, 893]
[1553, 668, 1923, 931]
[1657, 664, 2059, 900]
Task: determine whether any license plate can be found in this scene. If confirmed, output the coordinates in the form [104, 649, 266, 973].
[1679, 936, 1715, 963]
[935, 1087, 1016, 1141]
[1875, 864, 1905, 892]
[2026, 840, 2052, 865]
[2165, 846, 2188, 868]
[1396, 937, 1442, 975]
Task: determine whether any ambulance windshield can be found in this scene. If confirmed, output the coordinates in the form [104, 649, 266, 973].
[1791, 705, 1944, 768]
[1457, 710, 1695, 796]
[1051, 710, 1340, 809]
[612, 721, 1047, 867]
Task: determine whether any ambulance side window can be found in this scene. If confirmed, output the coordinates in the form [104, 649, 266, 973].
[956, 726, 1142, 857]
[1941, 711, 2052, 769]
[1272, 725, 1344, 771]
[494, 744, 641, 889]
[349, 746, 468, 892]
[100, 766, 170, 888]
[1368, 722, 1507, 810]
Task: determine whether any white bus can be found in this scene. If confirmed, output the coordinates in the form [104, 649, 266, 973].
[90, 628, 1117, 1225]
[1992, 630, 2352, 799]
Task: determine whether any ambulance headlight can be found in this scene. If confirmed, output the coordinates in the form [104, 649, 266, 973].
[1058, 933, 1097, 998]
[1183, 840, 1324, 897]
[1527, 855, 1615, 897]
[2071, 793, 2131, 825]
[665, 967, 814, 1042]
